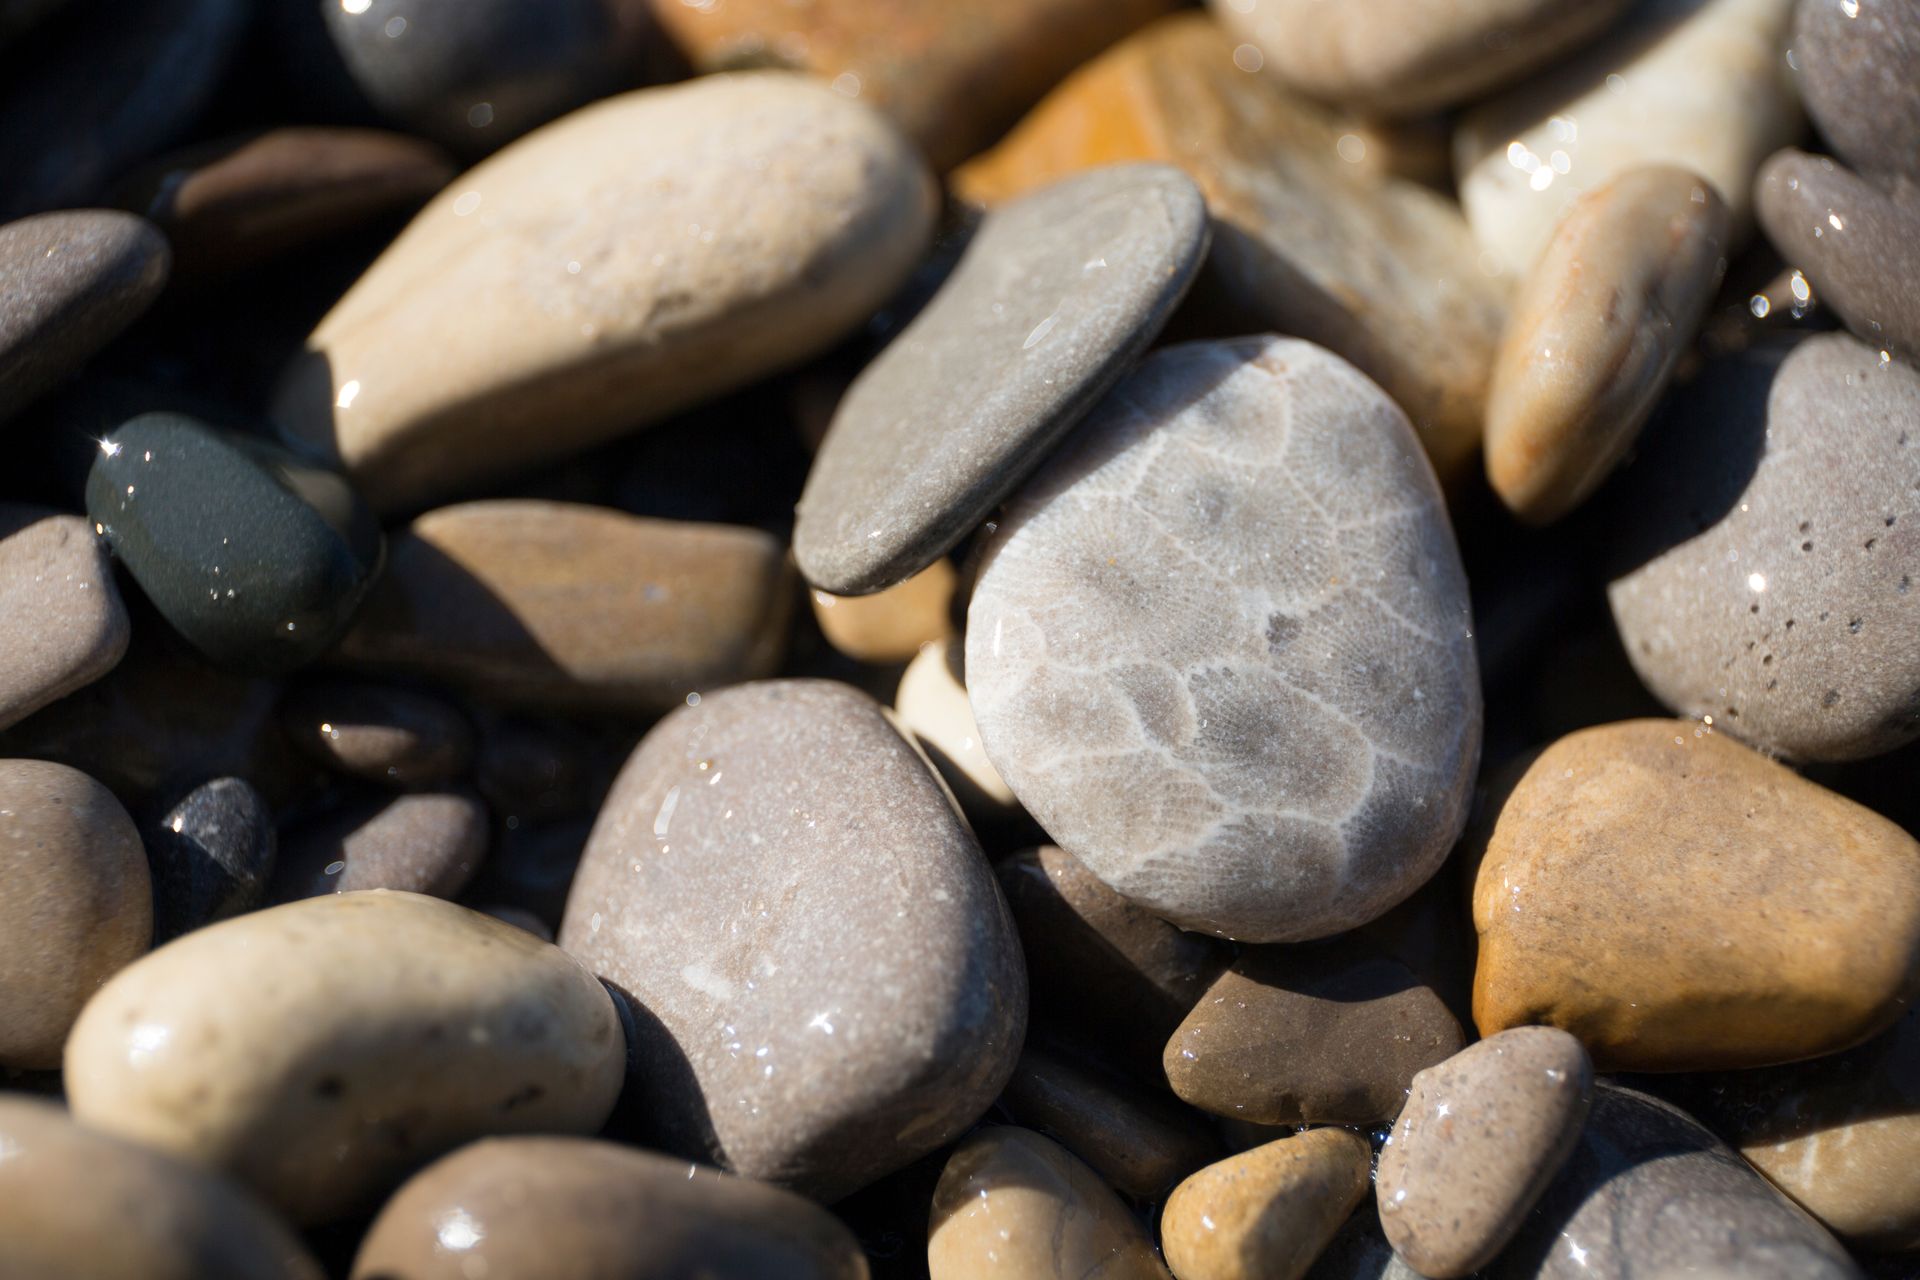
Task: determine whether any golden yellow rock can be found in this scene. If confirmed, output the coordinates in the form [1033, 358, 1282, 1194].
[1159, 1128, 1372, 1280]
[810, 558, 955, 664]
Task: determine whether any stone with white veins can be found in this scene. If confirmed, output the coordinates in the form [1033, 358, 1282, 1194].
[967, 337, 1480, 942]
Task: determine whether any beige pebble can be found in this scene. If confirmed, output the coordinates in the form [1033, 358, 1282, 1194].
[894, 636, 1021, 821]
[810, 558, 956, 664]
[0, 506, 129, 731]
[1160, 1128, 1373, 1280]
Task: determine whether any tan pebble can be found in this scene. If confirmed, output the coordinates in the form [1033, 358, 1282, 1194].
[0, 506, 130, 731]
[1160, 1127, 1373, 1280]
[810, 558, 956, 664]
[895, 636, 1022, 821]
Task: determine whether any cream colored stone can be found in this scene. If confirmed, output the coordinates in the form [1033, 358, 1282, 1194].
[894, 636, 1021, 819]
[810, 558, 955, 663]
[1159, 1128, 1372, 1280]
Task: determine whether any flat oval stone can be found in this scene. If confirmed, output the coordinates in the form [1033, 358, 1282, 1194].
[1486, 167, 1730, 524]
[64, 890, 625, 1224]
[1160, 1128, 1373, 1280]
[273, 789, 488, 901]
[795, 165, 1208, 595]
[559, 680, 1024, 1202]
[335, 501, 793, 714]
[1471, 719, 1920, 1070]
[1605, 334, 1920, 760]
[280, 679, 474, 788]
[894, 637, 1023, 825]
[86, 413, 383, 674]
[967, 336, 1481, 942]
[809, 559, 957, 662]
[270, 73, 934, 512]
[1794, 0, 1920, 182]
[0, 211, 169, 423]
[352, 1136, 869, 1280]
[1376, 1027, 1595, 1278]
[927, 1127, 1171, 1280]
[0, 1095, 323, 1280]
[0, 758, 150, 1068]
[0, 506, 130, 730]
[148, 776, 277, 943]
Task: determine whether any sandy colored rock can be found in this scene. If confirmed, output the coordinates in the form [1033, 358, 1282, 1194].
[1473, 719, 1920, 1070]
[1161, 1128, 1372, 1280]
[0, 506, 130, 730]
[1487, 167, 1730, 524]
[927, 1127, 1171, 1280]
[810, 559, 956, 663]
[271, 74, 934, 512]
[335, 501, 793, 714]
[895, 637, 1022, 822]
[1794, 0, 1920, 182]
[272, 789, 487, 901]
[280, 679, 473, 788]
[64, 890, 625, 1224]
[1376, 1027, 1594, 1278]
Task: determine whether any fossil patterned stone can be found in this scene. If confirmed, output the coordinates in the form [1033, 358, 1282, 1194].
[1794, 0, 1920, 182]
[967, 336, 1481, 942]
[1160, 1128, 1374, 1280]
[0, 506, 130, 730]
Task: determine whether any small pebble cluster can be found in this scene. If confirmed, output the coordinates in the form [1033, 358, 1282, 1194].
[0, 1, 1917, 1278]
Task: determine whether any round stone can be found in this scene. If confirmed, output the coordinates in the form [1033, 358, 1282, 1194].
[148, 776, 277, 943]
[280, 679, 473, 789]
[1794, 0, 1920, 181]
[0, 505, 130, 730]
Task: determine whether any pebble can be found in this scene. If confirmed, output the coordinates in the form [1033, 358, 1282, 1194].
[280, 679, 474, 788]
[0, 1095, 324, 1280]
[953, 15, 1509, 481]
[1794, 0, 1920, 182]
[894, 637, 1024, 824]
[1605, 334, 1920, 760]
[1304, 1212, 1425, 1280]
[1375, 1027, 1595, 1278]
[351, 1135, 869, 1280]
[1206, 0, 1632, 116]
[0, 211, 170, 423]
[967, 337, 1481, 942]
[64, 891, 626, 1224]
[0, 506, 130, 730]
[1160, 1128, 1374, 1280]
[1486, 166, 1730, 524]
[809, 558, 957, 663]
[926, 1127, 1171, 1280]
[795, 164, 1208, 595]
[1164, 938, 1465, 1125]
[0, 758, 150, 1069]
[337, 501, 792, 714]
[558, 680, 1024, 1202]
[1456, 0, 1801, 276]
[1472, 719, 1920, 1070]
[148, 776, 278, 943]
[272, 789, 488, 901]
[1756, 151, 1920, 363]
[85, 413, 384, 674]
[270, 74, 935, 512]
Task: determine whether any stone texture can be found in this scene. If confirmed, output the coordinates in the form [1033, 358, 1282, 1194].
[1487, 167, 1731, 524]
[967, 337, 1481, 942]
[795, 165, 1208, 595]
[1165, 938, 1465, 1125]
[1606, 334, 1920, 760]
[927, 1127, 1171, 1280]
[65, 891, 625, 1225]
[271, 74, 934, 513]
[1206, 0, 1632, 116]
[895, 637, 1022, 824]
[1160, 1128, 1373, 1280]
[1376, 1028, 1595, 1277]
[1472, 719, 1920, 1070]
[1795, 0, 1920, 181]
[559, 680, 1024, 1202]
[352, 1136, 869, 1280]
[272, 789, 487, 901]
[0, 1096, 323, 1280]
[280, 679, 473, 788]
[953, 15, 1510, 481]
[0, 759, 150, 1069]
[148, 776, 277, 943]
[0, 211, 169, 423]
[1304, 1213, 1425, 1280]
[0, 506, 130, 730]
[1456, 0, 1801, 276]
[810, 559, 957, 663]
[336, 501, 792, 714]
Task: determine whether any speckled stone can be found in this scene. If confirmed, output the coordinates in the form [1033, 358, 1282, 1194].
[0, 759, 150, 1069]
[271, 74, 934, 513]
[1757, 151, 1920, 362]
[1795, 0, 1920, 182]
[795, 165, 1208, 595]
[65, 891, 625, 1225]
[967, 337, 1481, 942]
[895, 637, 1023, 824]
[1606, 334, 1920, 760]
[1160, 1128, 1373, 1280]
[927, 1127, 1171, 1280]
[273, 789, 487, 901]
[0, 1096, 323, 1280]
[148, 776, 277, 943]
[1472, 720, 1920, 1070]
[1376, 1028, 1595, 1278]
[1486, 167, 1730, 524]
[0, 506, 129, 730]
[1164, 938, 1465, 1125]
[0, 211, 169, 423]
[1206, 0, 1631, 116]
[352, 1136, 869, 1280]
[809, 559, 957, 662]
[559, 680, 1024, 1202]
[86, 413, 383, 674]
[280, 680, 473, 788]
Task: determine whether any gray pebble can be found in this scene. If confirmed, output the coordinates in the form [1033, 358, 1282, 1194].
[148, 777, 277, 943]
[0, 506, 129, 731]
[273, 789, 488, 902]
[1794, 0, 1920, 181]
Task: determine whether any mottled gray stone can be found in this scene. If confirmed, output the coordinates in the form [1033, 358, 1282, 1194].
[1795, 0, 1920, 182]
[794, 164, 1209, 595]
[148, 777, 277, 943]
[280, 679, 473, 789]
[0, 506, 129, 731]
[1607, 334, 1920, 760]
[967, 337, 1481, 942]
[558, 679, 1025, 1203]
[272, 789, 487, 902]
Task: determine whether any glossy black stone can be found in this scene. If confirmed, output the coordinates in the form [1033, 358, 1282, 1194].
[85, 413, 383, 673]
[147, 777, 277, 943]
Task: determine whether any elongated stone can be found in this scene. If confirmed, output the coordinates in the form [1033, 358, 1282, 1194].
[1160, 1128, 1373, 1280]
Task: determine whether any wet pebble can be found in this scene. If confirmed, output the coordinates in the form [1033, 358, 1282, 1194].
[1160, 1128, 1374, 1280]
[280, 679, 473, 789]
[1793, 0, 1920, 182]
[148, 776, 277, 943]
[272, 788, 488, 901]
[0, 505, 130, 730]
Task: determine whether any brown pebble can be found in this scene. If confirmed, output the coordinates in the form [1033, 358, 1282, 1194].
[0, 505, 129, 731]
[1160, 1127, 1373, 1280]
[273, 789, 488, 901]
[280, 679, 473, 789]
